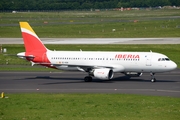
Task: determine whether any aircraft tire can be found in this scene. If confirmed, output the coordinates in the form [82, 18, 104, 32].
[84, 76, 92, 82]
[151, 78, 156, 83]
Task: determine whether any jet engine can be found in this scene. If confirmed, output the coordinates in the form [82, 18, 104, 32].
[91, 68, 114, 80]
[124, 72, 143, 77]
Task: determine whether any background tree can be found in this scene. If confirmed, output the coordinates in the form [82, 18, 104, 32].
[0, 0, 178, 11]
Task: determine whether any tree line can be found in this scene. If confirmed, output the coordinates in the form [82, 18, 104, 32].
[0, 0, 179, 11]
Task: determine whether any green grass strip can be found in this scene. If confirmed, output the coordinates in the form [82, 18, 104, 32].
[0, 9, 180, 38]
[0, 93, 180, 120]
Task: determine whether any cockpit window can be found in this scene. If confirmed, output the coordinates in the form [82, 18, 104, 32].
[165, 58, 170, 61]
[158, 58, 170, 61]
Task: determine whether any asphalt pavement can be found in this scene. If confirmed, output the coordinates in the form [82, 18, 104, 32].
[0, 70, 180, 97]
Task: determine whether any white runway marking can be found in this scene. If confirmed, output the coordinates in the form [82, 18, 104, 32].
[1, 38, 180, 44]
[1, 89, 180, 93]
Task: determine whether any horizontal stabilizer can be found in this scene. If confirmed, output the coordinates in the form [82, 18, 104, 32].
[17, 52, 35, 60]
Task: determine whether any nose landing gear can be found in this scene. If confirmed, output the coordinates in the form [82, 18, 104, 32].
[150, 73, 156, 82]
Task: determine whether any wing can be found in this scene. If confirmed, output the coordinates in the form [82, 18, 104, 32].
[51, 63, 124, 72]
[29, 62, 124, 72]
[33, 62, 112, 71]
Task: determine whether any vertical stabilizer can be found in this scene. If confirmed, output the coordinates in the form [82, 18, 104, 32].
[19, 22, 48, 52]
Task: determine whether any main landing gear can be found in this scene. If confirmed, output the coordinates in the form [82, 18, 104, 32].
[150, 73, 156, 82]
[84, 72, 157, 82]
[84, 76, 92, 82]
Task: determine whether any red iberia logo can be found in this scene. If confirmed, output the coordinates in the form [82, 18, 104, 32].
[115, 54, 140, 59]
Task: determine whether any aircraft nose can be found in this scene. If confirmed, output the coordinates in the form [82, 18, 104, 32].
[170, 61, 177, 70]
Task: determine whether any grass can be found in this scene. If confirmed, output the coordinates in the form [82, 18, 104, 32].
[0, 9, 180, 38]
[0, 19, 179, 38]
[0, 94, 180, 120]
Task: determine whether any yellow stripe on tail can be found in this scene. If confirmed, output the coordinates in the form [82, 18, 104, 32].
[20, 22, 36, 35]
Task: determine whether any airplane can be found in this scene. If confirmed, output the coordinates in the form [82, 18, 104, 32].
[17, 22, 177, 82]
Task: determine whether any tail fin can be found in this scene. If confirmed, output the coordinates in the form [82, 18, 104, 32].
[19, 22, 48, 52]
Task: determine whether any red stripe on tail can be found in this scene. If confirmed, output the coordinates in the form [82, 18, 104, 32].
[22, 32, 47, 53]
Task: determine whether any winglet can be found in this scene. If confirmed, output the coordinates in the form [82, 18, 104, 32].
[19, 22, 48, 52]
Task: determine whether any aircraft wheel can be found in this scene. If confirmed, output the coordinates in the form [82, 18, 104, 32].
[151, 78, 156, 83]
[84, 76, 92, 82]
[150, 73, 156, 83]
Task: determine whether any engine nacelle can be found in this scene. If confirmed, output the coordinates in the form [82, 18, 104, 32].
[124, 72, 143, 77]
[92, 68, 114, 80]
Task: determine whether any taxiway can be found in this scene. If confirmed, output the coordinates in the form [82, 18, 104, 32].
[0, 70, 180, 97]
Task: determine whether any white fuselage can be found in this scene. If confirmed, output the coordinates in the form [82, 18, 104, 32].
[46, 51, 177, 73]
